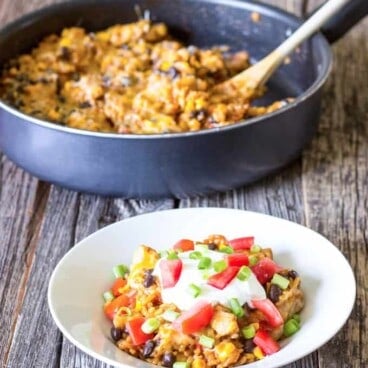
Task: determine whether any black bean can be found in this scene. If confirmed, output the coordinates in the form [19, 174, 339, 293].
[243, 339, 256, 353]
[110, 327, 123, 342]
[143, 269, 154, 288]
[268, 284, 282, 303]
[79, 101, 92, 109]
[142, 340, 156, 358]
[190, 108, 207, 121]
[208, 116, 219, 126]
[167, 67, 180, 80]
[162, 352, 175, 367]
[207, 243, 217, 250]
[102, 75, 111, 88]
[60, 46, 71, 61]
[288, 270, 298, 279]
[30, 109, 42, 115]
[71, 72, 80, 81]
[15, 74, 29, 83]
[16, 85, 24, 93]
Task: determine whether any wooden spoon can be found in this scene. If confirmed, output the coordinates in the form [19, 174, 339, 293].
[213, 0, 350, 98]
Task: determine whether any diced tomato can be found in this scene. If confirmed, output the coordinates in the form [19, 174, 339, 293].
[173, 300, 214, 335]
[207, 266, 239, 289]
[111, 277, 127, 297]
[126, 317, 154, 345]
[228, 236, 254, 251]
[159, 259, 183, 288]
[104, 294, 130, 320]
[251, 299, 284, 328]
[251, 258, 283, 284]
[226, 253, 249, 267]
[253, 329, 280, 355]
[173, 239, 194, 251]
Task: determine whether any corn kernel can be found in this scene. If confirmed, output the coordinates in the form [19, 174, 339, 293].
[215, 342, 236, 362]
[160, 61, 172, 71]
[59, 38, 72, 47]
[253, 346, 264, 360]
[192, 358, 206, 368]
[135, 300, 142, 312]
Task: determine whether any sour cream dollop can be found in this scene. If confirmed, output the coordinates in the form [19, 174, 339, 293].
[153, 247, 266, 311]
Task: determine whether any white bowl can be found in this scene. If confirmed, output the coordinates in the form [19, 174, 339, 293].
[48, 208, 356, 368]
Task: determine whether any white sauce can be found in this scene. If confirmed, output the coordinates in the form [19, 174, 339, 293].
[153, 248, 266, 311]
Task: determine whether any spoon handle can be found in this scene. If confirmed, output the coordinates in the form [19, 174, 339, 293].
[276, 0, 350, 59]
[215, 0, 352, 93]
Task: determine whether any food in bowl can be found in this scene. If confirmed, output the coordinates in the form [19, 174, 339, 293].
[0, 20, 290, 134]
[103, 234, 304, 367]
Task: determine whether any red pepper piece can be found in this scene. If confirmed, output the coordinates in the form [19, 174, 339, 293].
[228, 236, 254, 251]
[173, 239, 194, 251]
[251, 258, 283, 284]
[126, 317, 154, 345]
[227, 253, 249, 267]
[251, 298, 284, 328]
[207, 266, 240, 289]
[173, 300, 214, 335]
[159, 259, 183, 288]
[253, 329, 281, 355]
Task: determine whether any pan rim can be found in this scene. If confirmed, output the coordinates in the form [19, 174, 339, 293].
[0, 0, 333, 140]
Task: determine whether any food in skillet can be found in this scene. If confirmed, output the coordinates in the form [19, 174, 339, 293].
[103, 234, 304, 367]
[0, 20, 290, 134]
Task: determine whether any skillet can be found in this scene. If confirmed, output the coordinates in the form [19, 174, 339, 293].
[0, 0, 366, 198]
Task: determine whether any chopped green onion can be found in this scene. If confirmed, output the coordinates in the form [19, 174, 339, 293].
[199, 335, 215, 348]
[173, 362, 189, 368]
[219, 245, 234, 254]
[162, 310, 180, 322]
[250, 244, 261, 253]
[237, 266, 251, 281]
[159, 250, 168, 258]
[198, 256, 212, 269]
[229, 297, 244, 317]
[141, 317, 160, 334]
[188, 283, 201, 298]
[113, 264, 129, 278]
[201, 270, 211, 280]
[291, 314, 301, 324]
[189, 251, 202, 260]
[241, 325, 256, 339]
[167, 251, 179, 260]
[283, 318, 300, 337]
[213, 260, 227, 273]
[103, 291, 114, 302]
[195, 244, 209, 253]
[249, 255, 258, 266]
[271, 274, 290, 290]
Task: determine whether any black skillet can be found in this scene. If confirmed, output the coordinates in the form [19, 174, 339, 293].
[0, 0, 366, 198]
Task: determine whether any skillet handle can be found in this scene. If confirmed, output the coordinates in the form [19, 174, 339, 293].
[312, 0, 368, 43]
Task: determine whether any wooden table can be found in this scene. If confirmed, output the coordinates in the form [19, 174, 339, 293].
[0, 0, 367, 367]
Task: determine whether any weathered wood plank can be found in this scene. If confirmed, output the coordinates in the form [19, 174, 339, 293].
[0, 0, 55, 363]
[0, 157, 46, 365]
[5, 187, 79, 368]
[301, 1, 368, 365]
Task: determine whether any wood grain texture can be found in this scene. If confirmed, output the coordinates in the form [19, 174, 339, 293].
[302, 1, 368, 365]
[5, 187, 79, 368]
[0, 158, 43, 365]
[0, 0, 367, 367]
